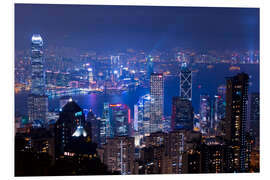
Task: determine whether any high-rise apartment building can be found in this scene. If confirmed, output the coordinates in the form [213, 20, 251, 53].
[225, 73, 249, 172]
[103, 136, 135, 174]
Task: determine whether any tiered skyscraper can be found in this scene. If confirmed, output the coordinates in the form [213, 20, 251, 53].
[150, 73, 164, 133]
[225, 73, 249, 172]
[27, 34, 48, 124]
[171, 62, 194, 131]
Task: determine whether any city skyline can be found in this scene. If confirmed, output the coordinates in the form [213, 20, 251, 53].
[14, 4, 260, 176]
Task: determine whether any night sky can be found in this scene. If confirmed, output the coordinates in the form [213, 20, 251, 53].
[15, 4, 259, 51]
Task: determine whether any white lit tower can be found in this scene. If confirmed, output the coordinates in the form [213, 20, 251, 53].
[30, 34, 45, 95]
[28, 34, 48, 124]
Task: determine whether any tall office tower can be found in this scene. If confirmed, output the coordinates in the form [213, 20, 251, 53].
[171, 97, 194, 131]
[100, 103, 111, 144]
[150, 73, 164, 133]
[146, 55, 154, 79]
[30, 34, 45, 95]
[88, 67, 94, 87]
[199, 94, 211, 135]
[110, 56, 120, 80]
[87, 109, 100, 145]
[135, 94, 151, 136]
[103, 136, 135, 174]
[109, 104, 131, 137]
[28, 34, 48, 124]
[179, 62, 192, 101]
[248, 93, 260, 148]
[99, 117, 107, 145]
[225, 73, 249, 172]
[55, 100, 87, 158]
[213, 95, 225, 136]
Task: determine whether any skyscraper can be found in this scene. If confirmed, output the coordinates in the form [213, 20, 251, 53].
[30, 34, 45, 95]
[171, 97, 193, 131]
[134, 94, 151, 136]
[199, 94, 211, 135]
[213, 95, 224, 136]
[103, 136, 135, 174]
[87, 109, 100, 145]
[28, 34, 48, 124]
[109, 104, 131, 137]
[179, 62, 192, 101]
[100, 102, 111, 144]
[150, 73, 164, 133]
[225, 73, 249, 172]
[248, 93, 260, 148]
[27, 94, 48, 124]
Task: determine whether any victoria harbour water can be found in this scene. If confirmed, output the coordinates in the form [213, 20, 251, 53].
[15, 64, 259, 118]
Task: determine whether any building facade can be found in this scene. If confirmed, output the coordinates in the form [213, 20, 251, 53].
[171, 97, 193, 131]
[28, 34, 48, 124]
[150, 73, 164, 133]
[225, 73, 249, 172]
[179, 62, 192, 101]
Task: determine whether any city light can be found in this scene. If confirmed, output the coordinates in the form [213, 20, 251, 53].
[15, 5, 259, 176]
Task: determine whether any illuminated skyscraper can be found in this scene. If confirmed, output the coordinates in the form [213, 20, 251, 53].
[28, 34, 48, 124]
[199, 94, 211, 135]
[88, 68, 94, 88]
[100, 102, 111, 144]
[171, 97, 193, 131]
[225, 73, 249, 172]
[179, 62, 192, 101]
[150, 73, 164, 133]
[134, 94, 151, 136]
[30, 34, 45, 95]
[213, 95, 224, 136]
[109, 104, 131, 137]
